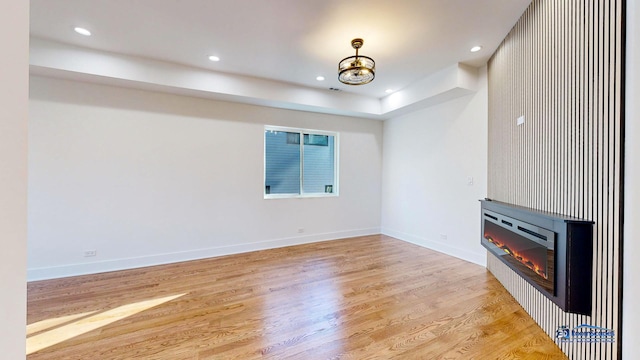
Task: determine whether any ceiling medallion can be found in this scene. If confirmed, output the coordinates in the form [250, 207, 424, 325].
[338, 38, 375, 85]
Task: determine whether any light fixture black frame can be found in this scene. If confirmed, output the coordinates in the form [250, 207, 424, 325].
[338, 38, 375, 85]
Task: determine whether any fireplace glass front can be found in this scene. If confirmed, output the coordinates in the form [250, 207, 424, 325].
[482, 210, 555, 296]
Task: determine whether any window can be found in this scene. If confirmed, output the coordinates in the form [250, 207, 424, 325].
[264, 126, 338, 198]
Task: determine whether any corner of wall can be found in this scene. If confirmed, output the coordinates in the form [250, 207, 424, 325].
[623, 0, 639, 358]
[0, 1, 29, 358]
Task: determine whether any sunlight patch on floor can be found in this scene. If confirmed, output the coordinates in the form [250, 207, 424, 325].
[27, 293, 185, 355]
[27, 310, 99, 336]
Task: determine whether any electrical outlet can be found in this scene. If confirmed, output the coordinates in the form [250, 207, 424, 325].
[84, 250, 97, 257]
[439, 234, 448, 240]
[297, 228, 305, 233]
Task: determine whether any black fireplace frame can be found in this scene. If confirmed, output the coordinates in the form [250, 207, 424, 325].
[481, 199, 593, 315]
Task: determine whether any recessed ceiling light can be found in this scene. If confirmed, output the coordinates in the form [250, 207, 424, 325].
[470, 46, 482, 52]
[208, 55, 220, 62]
[385, 89, 394, 94]
[316, 76, 325, 81]
[74, 27, 91, 36]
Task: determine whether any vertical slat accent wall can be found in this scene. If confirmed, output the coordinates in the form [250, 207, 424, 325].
[487, 1, 624, 359]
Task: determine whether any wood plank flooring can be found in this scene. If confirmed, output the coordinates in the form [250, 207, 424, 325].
[27, 235, 568, 359]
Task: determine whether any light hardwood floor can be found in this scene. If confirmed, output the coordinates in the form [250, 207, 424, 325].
[27, 235, 568, 359]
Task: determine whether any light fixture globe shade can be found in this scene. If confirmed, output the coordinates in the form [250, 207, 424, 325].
[338, 55, 375, 85]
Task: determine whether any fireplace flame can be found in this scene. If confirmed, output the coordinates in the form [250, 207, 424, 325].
[486, 236, 548, 279]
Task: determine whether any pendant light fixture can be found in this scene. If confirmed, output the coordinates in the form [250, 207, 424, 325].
[338, 38, 375, 85]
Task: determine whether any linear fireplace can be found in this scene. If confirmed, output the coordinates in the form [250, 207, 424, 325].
[480, 199, 593, 315]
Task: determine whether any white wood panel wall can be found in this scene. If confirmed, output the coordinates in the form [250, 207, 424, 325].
[487, 1, 624, 359]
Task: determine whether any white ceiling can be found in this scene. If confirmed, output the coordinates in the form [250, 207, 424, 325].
[29, 0, 531, 117]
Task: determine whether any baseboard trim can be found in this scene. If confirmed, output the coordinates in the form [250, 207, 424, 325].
[27, 228, 380, 281]
[381, 228, 486, 267]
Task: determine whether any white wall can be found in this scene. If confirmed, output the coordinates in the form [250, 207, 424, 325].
[381, 66, 488, 266]
[623, 0, 639, 357]
[28, 76, 382, 280]
[0, 1, 29, 358]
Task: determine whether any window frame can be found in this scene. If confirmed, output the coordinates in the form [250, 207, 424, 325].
[264, 125, 339, 199]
